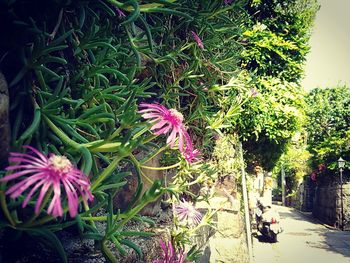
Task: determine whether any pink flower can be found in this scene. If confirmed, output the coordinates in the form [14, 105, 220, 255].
[139, 103, 200, 163]
[0, 146, 93, 218]
[190, 31, 204, 49]
[153, 240, 190, 263]
[183, 148, 201, 163]
[139, 103, 185, 148]
[174, 199, 202, 225]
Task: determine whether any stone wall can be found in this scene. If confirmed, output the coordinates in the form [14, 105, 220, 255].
[300, 177, 316, 212]
[312, 183, 350, 230]
[196, 197, 250, 263]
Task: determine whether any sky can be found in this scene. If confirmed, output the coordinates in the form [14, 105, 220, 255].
[301, 0, 350, 91]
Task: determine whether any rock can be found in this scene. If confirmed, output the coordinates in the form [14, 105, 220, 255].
[0, 71, 10, 169]
[113, 154, 167, 216]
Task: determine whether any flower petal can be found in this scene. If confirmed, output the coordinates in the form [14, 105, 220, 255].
[35, 182, 52, 215]
[22, 180, 46, 207]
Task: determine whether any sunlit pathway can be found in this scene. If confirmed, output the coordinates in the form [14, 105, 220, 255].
[252, 205, 350, 263]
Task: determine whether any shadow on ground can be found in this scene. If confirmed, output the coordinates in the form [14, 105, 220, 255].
[288, 208, 350, 258]
[252, 232, 278, 244]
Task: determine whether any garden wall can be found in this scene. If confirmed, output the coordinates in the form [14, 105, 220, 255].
[312, 183, 350, 230]
[196, 196, 249, 263]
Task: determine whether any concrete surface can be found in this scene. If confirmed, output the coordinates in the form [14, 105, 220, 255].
[252, 205, 350, 263]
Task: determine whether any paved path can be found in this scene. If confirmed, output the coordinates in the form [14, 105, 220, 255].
[252, 205, 350, 263]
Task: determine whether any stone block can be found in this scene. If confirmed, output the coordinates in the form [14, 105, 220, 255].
[195, 196, 248, 263]
[197, 196, 240, 212]
[193, 224, 216, 249]
[216, 211, 244, 238]
[209, 237, 249, 263]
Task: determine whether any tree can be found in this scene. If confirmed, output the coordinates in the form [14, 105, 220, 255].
[305, 86, 350, 173]
[236, 0, 318, 171]
[242, 0, 319, 82]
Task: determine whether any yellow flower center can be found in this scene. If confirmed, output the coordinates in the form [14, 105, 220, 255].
[169, 109, 184, 123]
[49, 155, 72, 173]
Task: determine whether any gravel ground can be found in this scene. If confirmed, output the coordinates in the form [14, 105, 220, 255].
[0, 208, 173, 263]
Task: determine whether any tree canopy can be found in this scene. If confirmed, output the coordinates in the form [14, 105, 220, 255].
[305, 86, 350, 172]
[238, 0, 318, 171]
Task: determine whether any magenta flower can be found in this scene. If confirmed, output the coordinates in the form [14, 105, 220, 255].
[174, 200, 202, 226]
[183, 148, 201, 163]
[224, 0, 233, 5]
[139, 103, 200, 163]
[190, 31, 204, 49]
[139, 103, 185, 148]
[0, 146, 93, 218]
[153, 240, 189, 263]
[181, 129, 201, 163]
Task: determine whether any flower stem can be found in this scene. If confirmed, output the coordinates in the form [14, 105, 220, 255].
[142, 134, 157, 144]
[80, 215, 123, 221]
[44, 116, 81, 148]
[83, 202, 96, 228]
[140, 170, 154, 184]
[101, 240, 118, 263]
[141, 162, 180, 170]
[44, 116, 92, 174]
[105, 0, 123, 8]
[140, 145, 168, 164]
[91, 156, 123, 191]
[107, 126, 123, 141]
[113, 180, 163, 231]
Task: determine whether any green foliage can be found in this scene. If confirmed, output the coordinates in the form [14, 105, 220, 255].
[240, 77, 305, 142]
[0, 0, 248, 260]
[241, 23, 302, 81]
[239, 77, 306, 170]
[273, 133, 311, 193]
[243, 0, 318, 82]
[210, 134, 241, 178]
[235, 0, 318, 170]
[305, 86, 350, 171]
